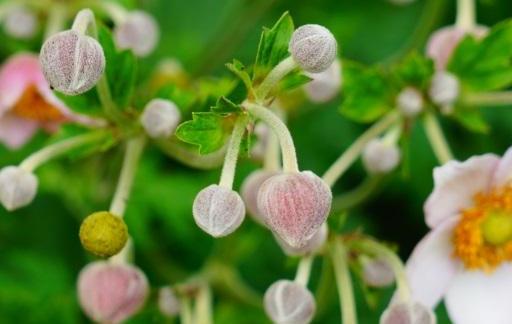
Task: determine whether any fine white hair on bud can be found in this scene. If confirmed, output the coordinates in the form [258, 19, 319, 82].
[289, 24, 337, 73]
[0, 166, 38, 211]
[140, 99, 181, 139]
[264, 280, 316, 324]
[304, 60, 342, 103]
[158, 286, 180, 317]
[362, 139, 401, 174]
[193, 184, 246, 237]
[362, 258, 395, 287]
[114, 10, 159, 57]
[397, 87, 423, 117]
[429, 71, 460, 107]
[380, 302, 436, 324]
[3, 6, 38, 39]
[241, 169, 279, 225]
[40, 30, 105, 95]
[276, 222, 328, 256]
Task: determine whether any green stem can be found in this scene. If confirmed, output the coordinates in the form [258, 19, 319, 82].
[331, 176, 384, 212]
[330, 239, 357, 324]
[219, 116, 249, 189]
[423, 113, 454, 164]
[263, 109, 284, 171]
[194, 284, 213, 324]
[180, 297, 194, 324]
[456, 0, 476, 31]
[71, 9, 97, 36]
[255, 56, 298, 101]
[463, 91, 512, 106]
[44, 3, 67, 39]
[156, 138, 227, 170]
[96, 76, 128, 126]
[294, 255, 314, 287]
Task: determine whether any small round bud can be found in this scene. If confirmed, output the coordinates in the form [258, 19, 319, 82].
[78, 261, 149, 323]
[397, 87, 423, 117]
[276, 222, 328, 256]
[3, 6, 38, 39]
[158, 286, 180, 317]
[380, 302, 436, 324]
[304, 60, 342, 103]
[241, 169, 279, 225]
[264, 280, 316, 324]
[140, 99, 181, 139]
[192, 184, 245, 237]
[0, 166, 37, 211]
[429, 71, 460, 107]
[79, 211, 128, 257]
[362, 139, 401, 174]
[362, 258, 395, 287]
[258, 171, 332, 248]
[114, 10, 159, 57]
[40, 30, 105, 95]
[289, 24, 337, 73]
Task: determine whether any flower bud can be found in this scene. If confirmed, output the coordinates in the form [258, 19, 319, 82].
[258, 171, 332, 248]
[78, 261, 149, 323]
[304, 60, 342, 103]
[289, 24, 337, 73]
[397, 87, 423, 117]
[40, 30, 105, 95]
[79, 211, 128, 257]
[276, 222, 328, 256]
[140, 98, 181, 139]
[429, 71, 460, 107]
[158, 286, 180, 317]
[362, 258, 395, 287]
[114, 10, 159, 57]
[192, 184, 245, 237]
[264, 280, 316, 324]
[3, 6, 38, 39]
[362, 139, 401, 174]
[380, 302, 436, 324]
[241, 169, 279, 225]
[0, 166, 37, 211]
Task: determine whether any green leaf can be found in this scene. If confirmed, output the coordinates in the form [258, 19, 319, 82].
[278, 71, 312, 92]
[211, 96, 242, 114]
[55, 89, 104, 117]
[48, 125, 118, 159]
[154, 84, 196, 113]
[452, 108, 490, 133]
[226, 59, 253, 92]
[394, 52, 434, 90]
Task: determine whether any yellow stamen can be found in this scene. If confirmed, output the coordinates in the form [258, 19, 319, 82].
[11, 85, 66, 123]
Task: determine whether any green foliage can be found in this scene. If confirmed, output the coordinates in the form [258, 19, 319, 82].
[56, 90, 104, 117]
[49, 125, 118, 159]
[226, 59, 253, 93]
[154, 83, 197, 113]
[452, 107, 490, 134]
[394, 52, 434, 90]
[211, 96, 243, 114]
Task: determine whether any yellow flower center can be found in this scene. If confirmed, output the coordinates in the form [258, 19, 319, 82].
[453, 185, 512, 271]
[11, 85, 66, 123]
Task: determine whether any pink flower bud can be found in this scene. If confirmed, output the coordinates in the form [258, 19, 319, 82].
[0, 166, 37, 211]
[241, 169, 279, 225]
[304, 60, 342, 103]
[289, 24, 337, 73]
[114, 10, 159, 57]
[140, 98, 181, 139]
[397, 87, 423, 117]
[158, 286, 180, 317]
[380, 302, 435, 324]
[362, 258, 395, 287]
[429, 71, 460, 107]
[3, 6, 38, 39]
[40, 30, 105, 95]
[258, 171, 332, 248]
[362, 139, 401, 174]
[264, 280, 316, 324]
[193, 184, 245, 237]
[77, 261, 149, 323]
[276, 222, 328, 256]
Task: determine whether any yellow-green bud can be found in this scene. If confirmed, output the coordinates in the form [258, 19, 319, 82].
[79, 211, 128, 257]
[481, 211, 512, 246]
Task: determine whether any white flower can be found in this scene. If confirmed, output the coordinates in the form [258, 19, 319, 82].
[362, 138, 401, 174]
[140, 99, 181, 139]
[3, 6, 38, 39]
[429, 71, 460, 108]
[114, 10, 159, 57]
[304, 60, 342, 103]
[0, 166, 37, 211]
[397, 87, 423, 117]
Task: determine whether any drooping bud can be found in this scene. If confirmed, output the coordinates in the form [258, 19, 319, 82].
[264, 280, 316, 324]
[380, 302, 436, 324]
[114, 10, 159, 57]
[241, 169, 279, 225]
[276, 222, 328, 256]
[397, 87, 423, 117]
[79, 211, 128, 257]
[289, 24, 337, 73]
[362, 139, 401, 174]
[3, 6, 38, 39]
[304, 60, 342, 103]
[0, 166, 38, 211]
[140, 98, 181, 139]
[192, 184, 245, 237]
[158, 286, 180, 317]
[40, 30, 105, 95]
[429, 71, 460, 108]
[77, 261, 149, 324]
[258, 171, 332, 248]
[362, 257, 395, 287]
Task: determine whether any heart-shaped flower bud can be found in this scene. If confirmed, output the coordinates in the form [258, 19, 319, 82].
[3, 6, 38, 39]
[158, 286, 180, 317]
[79, 211, 128, 257]
[380, 302, 436, 324]
[264, 279, 316, 324]
[289, 24, 337, 73]
[140, 98, 181, 139]
[258, 171, 332, 248]
[429, 71, 460, 107]
[362, 139, 401, 174]
[193, 184, 245, 237]
[276, 222, 328, 256]
[0, 166, 37, 211]
[114, 10, 159, 57]
[362, 257, 395, 287]
[40, 30, 105, 95]
[78, 261, 149, 324]
[397, 87, 423, 117]
[241, 170, 279, 225]
[304, 60, 342, 103]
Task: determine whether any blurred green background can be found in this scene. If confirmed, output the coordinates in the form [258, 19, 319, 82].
[1, 0, 512, 323]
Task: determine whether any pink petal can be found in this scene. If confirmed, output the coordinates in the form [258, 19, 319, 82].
[0, 114, 38, 149]
[492, 147, 512, 187]
[405, 217, 462, 308]
[445, 264, 512, 324]
[424, 154, 499, 228]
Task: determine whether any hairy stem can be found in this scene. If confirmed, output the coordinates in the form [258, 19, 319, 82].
[255, 56, 298, 101]
[423, 113, 454, 164]
[332, 176, 384, 212]
[156, 138, 227, 170]
[219, 115, 249, 189]
[263, 108, 284, 171]
[194, 284, 213, 324]
[295, 255, 314, 287]
[331, 239, 357, 324]
[456, 0, 476, 31]
[180, 297, 194, 324]
[463, 91, 512, 106]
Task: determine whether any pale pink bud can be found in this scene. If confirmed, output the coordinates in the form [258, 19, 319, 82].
[193, 184, 246, 237]
[289, 24, 337, 73]
[114, 10, 159, 57]
[264, 280, 316, 324]
[3, 6, 38, 39]
[77, 261, 149, 324]
[241, 169, 279, 225]
[380, 302, 436, 324]
[0, 166, 37, 211]
[362, 258, 395, 287]
[397, 87, 423, 117]
[429, 71, 459, 107]
[40, 30, 105, 95]
[362, 139, 401, 174]
[304, 60, 342, 103]
[258, 171, 332, 248]
[276, 222, 328, 256]
[140, 99, 181, 139]
[158, 286, 180, 317]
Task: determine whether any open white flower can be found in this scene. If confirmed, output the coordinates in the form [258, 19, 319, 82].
[405, 147, 512, 324]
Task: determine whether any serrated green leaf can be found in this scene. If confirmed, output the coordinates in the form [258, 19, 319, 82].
[211, 96, 242, 114]
[452, 108, 490, 133]
[278, 71, 312, 92]
[226, 59, 253, 92]
[395, 52, 434, 90]
[175, 112, 232, 154]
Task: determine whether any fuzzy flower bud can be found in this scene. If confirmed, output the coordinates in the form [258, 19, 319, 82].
[429, 71, 460, 107]
[114, 10, 159, 57]
[289, 24, 337, 73]
[380, 302, 436, 324]
[258, 171, 332, 248]
[193, 184, 245, 237]
[264, 279, 316, 324]
[79, 211, 128, 257]
[78, 261, 149, 323]
[397, 87, 423, 117]
[304, 60, 342, 103]
[0, 166, 37, 211]
[362, 139, 401, 174]
[241, 169, 279, 225]
[362, 258, 395, 287]
[158, 286, 180, 317]
[276, 222, 328, 256]
[3, 6, 38, 39]
[140, 99, 181, 139]
[40, 30, 105, 95]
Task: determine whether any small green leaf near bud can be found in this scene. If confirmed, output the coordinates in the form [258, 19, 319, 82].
[79, 211, 128, 257]
[175, 112, 231, 154]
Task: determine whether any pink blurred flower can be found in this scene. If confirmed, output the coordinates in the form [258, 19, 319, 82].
[405, 148, 512, 324]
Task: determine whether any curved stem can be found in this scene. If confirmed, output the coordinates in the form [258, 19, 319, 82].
[156, 138, 227, 170]
[456, 0, 476, 31]
[330, 239, 357, 324]
[180, 297, 194, 324]
[423, 113, 453, 164]
[255, 57, 298, 101]
[322, 112, 400, 188]
[332, 176, 384, 212]
[91, 0, 127, 25]
[463, 91, 512, 106]
[71, 9, 97, 36]
[194, 284, 213, 324]
[244, 103, 299, 173]
[263, 109, 284, 171]
[109, 237, 133, 264]
[294, 255, 314, 287]
[219, 116, 249, 189]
